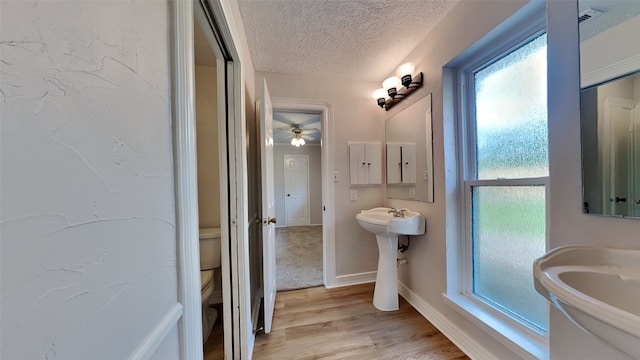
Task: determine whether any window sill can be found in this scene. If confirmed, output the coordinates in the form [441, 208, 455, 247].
[442, 293, 548, 360]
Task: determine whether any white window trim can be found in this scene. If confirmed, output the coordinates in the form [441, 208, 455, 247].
[443, 2, 550, 359]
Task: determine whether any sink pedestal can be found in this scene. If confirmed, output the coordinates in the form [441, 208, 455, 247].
[355, 207, 426, 312]
[373, 234, 399, 311]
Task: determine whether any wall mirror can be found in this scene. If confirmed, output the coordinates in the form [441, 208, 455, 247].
[385, 93, 434, 202]
[579, 0, 640, 218]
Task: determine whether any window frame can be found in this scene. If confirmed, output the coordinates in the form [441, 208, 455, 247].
[443, 8, 550, 359]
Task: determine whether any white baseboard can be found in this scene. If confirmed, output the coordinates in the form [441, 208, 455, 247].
[398, 282, 497, 360]
[325, 271, 376, 288]
[129, 303, 183, 360]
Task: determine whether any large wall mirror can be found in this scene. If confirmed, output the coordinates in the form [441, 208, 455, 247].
[385, 93, 434, 202]
[580, 0, 640, 218]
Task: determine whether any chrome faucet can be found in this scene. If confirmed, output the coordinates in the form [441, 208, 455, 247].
[387, 208, 405, 217]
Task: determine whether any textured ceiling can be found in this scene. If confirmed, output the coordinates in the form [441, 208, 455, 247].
[237, 0, 457, 81]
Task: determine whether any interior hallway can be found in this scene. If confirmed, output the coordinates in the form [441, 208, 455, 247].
[253, 283, 469, 359]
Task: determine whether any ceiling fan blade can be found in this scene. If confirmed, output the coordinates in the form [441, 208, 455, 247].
[299, 115, 321, 126]
[301, 128, 320, 134]
[272, 120, 292, 129]
[302, 135, 314, 141]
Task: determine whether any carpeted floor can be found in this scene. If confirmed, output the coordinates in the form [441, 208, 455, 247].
[276, 225, 323, 291]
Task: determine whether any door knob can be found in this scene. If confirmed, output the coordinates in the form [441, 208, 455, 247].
[265, 217, 277, 224]
[615, 197, 627, 203]
[636, 199, 640, 204]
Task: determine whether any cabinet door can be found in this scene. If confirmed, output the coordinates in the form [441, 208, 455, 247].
[349, 143, 366, 185]
[365, 143, 381, 184]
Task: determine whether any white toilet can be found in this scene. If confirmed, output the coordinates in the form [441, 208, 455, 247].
[200, 227, 221, 343]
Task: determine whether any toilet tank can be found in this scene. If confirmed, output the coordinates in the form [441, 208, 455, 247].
[199, 228, 221, 270]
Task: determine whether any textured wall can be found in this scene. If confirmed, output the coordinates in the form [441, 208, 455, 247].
[0, 1, 179, 359]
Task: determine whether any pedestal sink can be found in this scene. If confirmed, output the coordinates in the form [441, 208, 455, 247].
[534, 246, 640, 359]
[356, 207, 426, 311]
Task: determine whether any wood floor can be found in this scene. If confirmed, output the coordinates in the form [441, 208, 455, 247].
[253, 283, 469, 360]
[203, 304, 224, 360]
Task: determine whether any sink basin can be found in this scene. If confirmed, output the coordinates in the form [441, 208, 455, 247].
[534, 246, 640, 359]
[356, 207, 426, 311]
[356, 207, 426, 236]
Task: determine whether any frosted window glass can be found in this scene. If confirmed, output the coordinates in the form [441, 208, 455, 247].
[472, 185, 548, 331]
[474, 34, 548, 179]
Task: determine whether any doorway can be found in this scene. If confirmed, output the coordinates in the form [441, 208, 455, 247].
[270, 102, 335, 292]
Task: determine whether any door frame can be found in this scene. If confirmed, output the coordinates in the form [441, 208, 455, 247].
[171, 0, 247, 359]
[271, 98, 335, 286]
[284, 154, 311, 226]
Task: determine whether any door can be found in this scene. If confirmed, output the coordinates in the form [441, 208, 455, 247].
[284, 155, 310, 226]
[603, 97, 634, 216]
[258, 79, 277, 334]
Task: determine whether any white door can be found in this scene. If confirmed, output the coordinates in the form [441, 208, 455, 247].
[603, 97, 634, 216]
[258, 79, 277, 334]
[284, 155, 310, 226]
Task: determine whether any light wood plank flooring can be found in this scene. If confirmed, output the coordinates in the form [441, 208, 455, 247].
[253, 283, 469, 360]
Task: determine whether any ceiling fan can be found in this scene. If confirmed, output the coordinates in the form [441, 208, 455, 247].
[275, 127, 317, 146]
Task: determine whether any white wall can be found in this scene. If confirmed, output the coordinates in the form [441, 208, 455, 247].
[0, 1, 180, 359]
[196, 65, 221, 228]
[273, 145, 323, 226]
[547, 1, 640, 359]
[257, 72, 384, 277]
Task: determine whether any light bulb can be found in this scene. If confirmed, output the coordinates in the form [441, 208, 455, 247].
[398, 63, 414, 77]
[300, 138, 305, 146]
[398, 63, 415, 88]
[372, 88, 387, 100]
[382, 76, 401, 91]
[291, 138, 296, 145]
[372, 88, 387, 108]
[383, 76, 401, 99]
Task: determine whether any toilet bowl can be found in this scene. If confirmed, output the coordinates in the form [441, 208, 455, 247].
[200, 227, 221, 343]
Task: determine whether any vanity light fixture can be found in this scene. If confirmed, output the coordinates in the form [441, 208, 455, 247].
[373, 63, 423, 111]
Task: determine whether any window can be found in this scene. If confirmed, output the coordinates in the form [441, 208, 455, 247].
[465, 33, 549, 333]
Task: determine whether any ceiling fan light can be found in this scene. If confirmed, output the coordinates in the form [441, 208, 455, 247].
[291, 138, 297, 145]
[300, 138, 305, 146]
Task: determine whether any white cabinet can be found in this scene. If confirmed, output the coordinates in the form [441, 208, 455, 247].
[349, 142, 381, 185]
